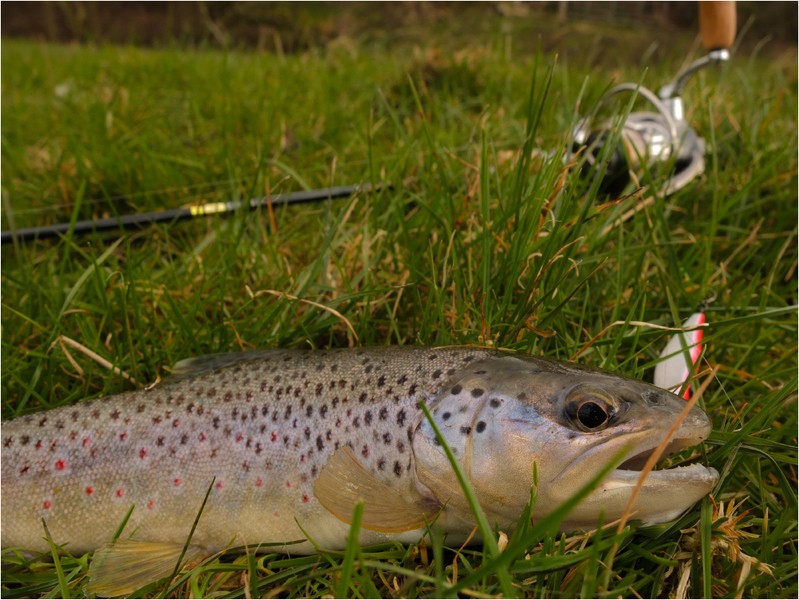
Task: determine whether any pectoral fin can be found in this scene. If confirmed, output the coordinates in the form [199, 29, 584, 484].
[86, 540, 207, 597]
[313, 446, 439, 533]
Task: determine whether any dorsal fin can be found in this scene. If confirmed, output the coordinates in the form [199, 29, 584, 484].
[313, 446, 440, 533]
[169, 350, 287, 381]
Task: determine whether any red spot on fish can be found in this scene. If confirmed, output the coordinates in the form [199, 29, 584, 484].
[271, 432, 278, 442]
[173, 477, 182, 487]
[120, 432, 127, 442]
[86, 486, 94, 496]
[255, 478, 263, 488]
[198, 432, 207, 442]
[286, 480, 292, 489]
[83, 437, 91, 448]
[300, 454, 306, 464]
[139, 448, 148, 459]
[215, 481, 224, 490]
[235, 432, 244, 443]
[302, 494, 310, 503]
[147, 499, 155, 510]
[55, 459, 67, 471]
[43, 499, 52, 510]
[35, 440, 42, 449]
[116, 488, 124, 498]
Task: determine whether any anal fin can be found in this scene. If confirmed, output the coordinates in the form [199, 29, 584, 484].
[86, 540, 207, 597]
[313, 446, 440, 533]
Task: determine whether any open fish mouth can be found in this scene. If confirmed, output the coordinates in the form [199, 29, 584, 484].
[554, 432, 719, 528]
[609, 435, 719, 486]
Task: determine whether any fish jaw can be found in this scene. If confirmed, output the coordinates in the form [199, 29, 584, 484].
[550, 411, 719, 528]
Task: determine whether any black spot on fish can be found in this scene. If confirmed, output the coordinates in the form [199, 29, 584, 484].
[320, 405, 328, 418]
[459, 405, 468, 413]
[365, 364, 374, 373]
[397, 374, 408, 385]
[316, 435, 324, 451]
[397, 440, 405, 453]
[377, 375, 386, 387]
[451, 384, 463, 395]
[379, 407, 388, 421]
[476, 421, 487, 433]
[284, 406, 292, 419]
[394, 461, 403, 477]
[316, 383, 323, 396]
[213, 416, 220, 429]
[397, 409, 407, 427]
[326, 430, 332, 441]
[474, 370, 487, 375]
[442, 412, 451, 421]
[3, 437, 12, 448]
[256, 442, 263, 454]
[408, 383, 418, 395]
[490, 398, 502, 408]
[331, 365, 338, 373]
[364, 410, 373, 425]
[383, 432, 392, 444]
[304, 427, 311, 440]
[353, 417, 361, 428]
[432, 369, 442, 379]
[362, 444, 370, 458]
[208, 388, 217, 398]
[156, 436, 165, 446]
[136, 405, 145, 414]
[460, 426, 472, 435]
[311, 465, 319, 477]
[471, 388, 484, 398]
[517, 392, 528, 401]
[38, 417, 48, 427]
[20, 435, 30, 445]
[306, 405, 314, 418]
[378, 458, 386, 471]
[181, 434, 189, 445]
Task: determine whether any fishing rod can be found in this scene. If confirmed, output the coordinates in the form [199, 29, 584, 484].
[1, 183, 387, 245]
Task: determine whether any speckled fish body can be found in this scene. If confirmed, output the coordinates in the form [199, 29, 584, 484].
[2, 346, 718, 595]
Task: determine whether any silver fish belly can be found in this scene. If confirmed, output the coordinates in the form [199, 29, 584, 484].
[1, 346, 718, 595]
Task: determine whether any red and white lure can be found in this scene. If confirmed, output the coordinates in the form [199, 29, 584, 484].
[654, 312, 707, 400]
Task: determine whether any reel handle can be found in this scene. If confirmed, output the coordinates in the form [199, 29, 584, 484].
[699, 1, 736, 51]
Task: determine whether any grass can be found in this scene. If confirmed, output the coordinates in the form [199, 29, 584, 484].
[2, 11, 797, 599]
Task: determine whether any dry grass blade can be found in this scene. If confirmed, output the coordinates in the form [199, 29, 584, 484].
[247, 287, 359, 346]
[50, 335, 139, 386]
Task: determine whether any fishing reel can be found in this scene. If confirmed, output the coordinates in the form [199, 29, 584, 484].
[571, 1, 736, 197]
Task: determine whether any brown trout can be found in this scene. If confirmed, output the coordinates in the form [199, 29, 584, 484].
[2, 346, 718, 595]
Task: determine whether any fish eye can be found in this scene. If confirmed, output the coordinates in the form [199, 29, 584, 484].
[565, 391, 615, 432]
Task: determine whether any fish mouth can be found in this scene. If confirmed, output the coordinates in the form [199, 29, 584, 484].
[554, 432, 719, 528]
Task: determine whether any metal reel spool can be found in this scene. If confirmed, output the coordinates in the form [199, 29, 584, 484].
[571, 83, 705, 197]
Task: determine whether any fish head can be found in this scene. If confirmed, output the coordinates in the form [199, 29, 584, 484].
[413, 354, 718, 532]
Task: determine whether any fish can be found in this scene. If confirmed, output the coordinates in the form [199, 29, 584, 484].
[1, 346, 718, 596]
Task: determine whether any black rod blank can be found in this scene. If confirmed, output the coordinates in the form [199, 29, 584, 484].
[2, 184, 382, 245]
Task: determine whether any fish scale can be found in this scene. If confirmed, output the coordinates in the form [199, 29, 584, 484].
[1, 346, 495, 555]
[2, 345, 718, 596]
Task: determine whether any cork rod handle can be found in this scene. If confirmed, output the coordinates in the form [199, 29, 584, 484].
[699, 1, 736, 51]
